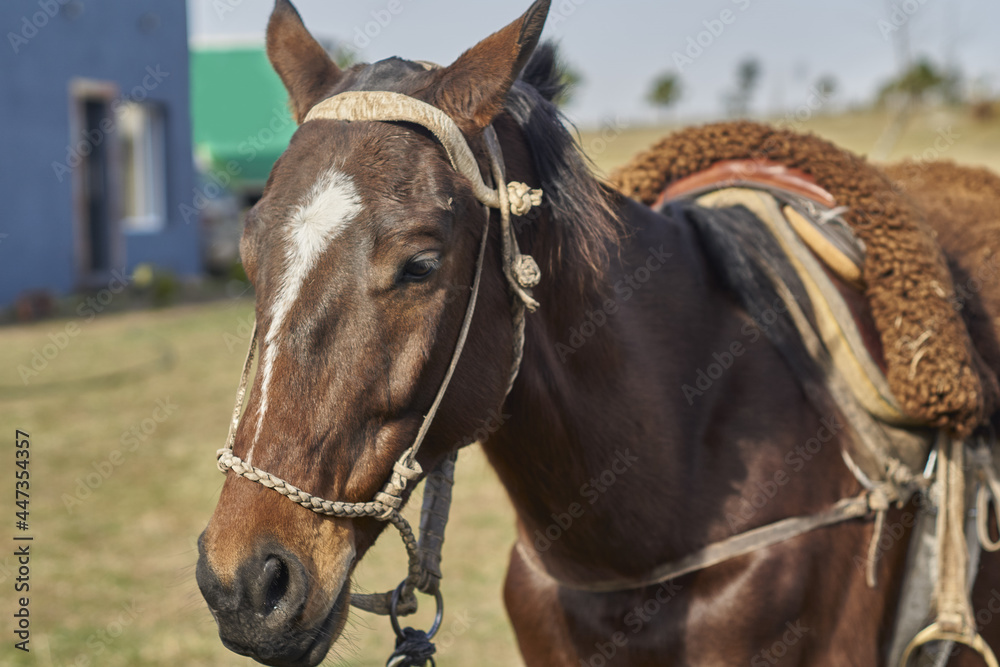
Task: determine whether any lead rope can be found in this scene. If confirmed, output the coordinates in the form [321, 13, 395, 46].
[215, 90, 543, 667]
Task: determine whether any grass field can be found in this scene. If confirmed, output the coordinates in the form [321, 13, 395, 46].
[3, 107, 999, 666]
[579, 107, 1000, 176]
[1, 300, 522, 667]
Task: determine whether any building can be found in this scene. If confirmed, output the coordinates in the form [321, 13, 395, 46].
[188, 40, 300, 273]
[0, 0, 198, 307]
[190, 41, 297, 207]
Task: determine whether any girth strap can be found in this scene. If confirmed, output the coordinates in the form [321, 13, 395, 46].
[517, 490, 884, 593]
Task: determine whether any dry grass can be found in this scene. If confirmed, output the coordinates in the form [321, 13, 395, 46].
[580, 107, 1000, 177]
[0, 300, 519, 666]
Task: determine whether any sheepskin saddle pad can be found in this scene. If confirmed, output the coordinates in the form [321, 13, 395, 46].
[610, 121, 997, 437]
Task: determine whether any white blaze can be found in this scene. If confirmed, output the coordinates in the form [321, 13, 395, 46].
[249, 168, 363, 461]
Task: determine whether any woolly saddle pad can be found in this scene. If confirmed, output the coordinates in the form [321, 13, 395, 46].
[610, 121, 998, 437]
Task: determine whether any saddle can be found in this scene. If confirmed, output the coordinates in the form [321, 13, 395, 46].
[659, 160, 930, 476]
[611, 120, 998, 438]
[662, 161, 877, 358]
[609, 123, 1000, 667]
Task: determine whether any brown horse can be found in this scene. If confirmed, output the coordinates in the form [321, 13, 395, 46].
[196, 1, 1000, 665]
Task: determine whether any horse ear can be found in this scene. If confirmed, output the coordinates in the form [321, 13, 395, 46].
[435, 0, 551, 131]
[266, 0, 343, 124]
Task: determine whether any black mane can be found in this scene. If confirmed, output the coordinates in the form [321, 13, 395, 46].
[504, 43, 622, 294]
[680, 202, 825, 395]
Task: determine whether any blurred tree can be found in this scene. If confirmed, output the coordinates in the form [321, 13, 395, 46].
[647, 71, 683, 116]
[738, 58, 761, 95]
[555, 62, 584, 108]
[331, 46, 358, 70]
[876, 57, 962, 106]
[320, 38, 358, 70]
[816, 75, 837, 98]
[871, 57, 962, 161]
[724, 57, 762, 117]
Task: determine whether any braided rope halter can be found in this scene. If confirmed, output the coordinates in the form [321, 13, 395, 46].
[215, 91, 542, 630]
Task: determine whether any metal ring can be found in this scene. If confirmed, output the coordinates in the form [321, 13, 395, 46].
[389, 581, 444, 640]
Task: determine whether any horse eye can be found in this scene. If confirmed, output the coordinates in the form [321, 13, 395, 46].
[400, 253, 440, 283]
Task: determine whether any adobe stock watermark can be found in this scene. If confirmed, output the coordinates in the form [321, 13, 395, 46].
[681, 341, 749, 405]
[531, 448, 639, 553]
[222, 312, 256, 353]
[432, 609, 476, 655]
[737, 86, 834, 175]
[548, 0, 589, 31]
[680, 294, 789, 404]
[56, 600, 144, 666]
[877, 0, 931, 41]
[849, 125, 960, 231]
[348, 0, 413, 52]
[556, 245, 673, 362]
[17, 269, 131, 385]
[671, 0, 753, 72]
[213, 0, 410, 58]
[772, 85, 833, 133]
[51, 66, 171, 183]
[453, 408, 511, 448]
[912, 126, 960, 165]
[892, 250, 1000, 363]
[950, 253, 1000, 313]
[212, 0, 247, 20]
[975, 589, 1000, 632]
[62, 397, 180, 513]
[181, 106, 292, 224]
[584, 115, 627, 159]
[750, 620, 810, 666]
[7, 0, 73, 54]
[725, 414, 843, 533]
[580, 581, 683, 667]
[918, 589, 1000, 664]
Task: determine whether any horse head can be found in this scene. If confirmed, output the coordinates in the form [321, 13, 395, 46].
[196, 1, 550, 665]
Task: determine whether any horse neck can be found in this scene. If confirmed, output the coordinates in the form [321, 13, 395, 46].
[479, 193, 856, 581]
[479, 194, 719, 575]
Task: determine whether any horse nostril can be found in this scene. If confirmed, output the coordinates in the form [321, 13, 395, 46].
[262, 555, 290, 615]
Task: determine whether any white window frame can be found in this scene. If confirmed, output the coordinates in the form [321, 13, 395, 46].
[117, 101, 167, 233]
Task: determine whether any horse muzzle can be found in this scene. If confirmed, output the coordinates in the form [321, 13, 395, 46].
[196, 532, 353, 667]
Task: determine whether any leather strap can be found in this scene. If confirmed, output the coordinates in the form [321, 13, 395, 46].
[517, 492, 877, 593]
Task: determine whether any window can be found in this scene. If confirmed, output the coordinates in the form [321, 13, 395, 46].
[117, 102, 167, 232]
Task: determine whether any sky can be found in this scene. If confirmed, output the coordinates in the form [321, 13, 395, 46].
[188, 0, 1000, 128]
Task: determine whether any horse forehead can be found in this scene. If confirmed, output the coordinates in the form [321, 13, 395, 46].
[258, 165, 361, 278]
[253, 120, 453, 275]
[288, 167, 363, 251]
[246, 166, 363, 453]
[272, 163, 367, 318]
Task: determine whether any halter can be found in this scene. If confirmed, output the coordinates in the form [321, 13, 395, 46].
[214, 91, 542, 638]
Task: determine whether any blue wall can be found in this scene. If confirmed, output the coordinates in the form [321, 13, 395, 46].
[0, 0, 198, 305]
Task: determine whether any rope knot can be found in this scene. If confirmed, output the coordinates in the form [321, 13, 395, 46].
[216, 448, 234, 474]
[393, 454, 423, 483]
[370, 450, 425, 520]
[374, 491, 404, 510]
[867, 487, 891, 512]
[506, 181, 542, 216]
[513, 254, 541, 289]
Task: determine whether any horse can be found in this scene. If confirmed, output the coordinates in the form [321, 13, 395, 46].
[196, 1, 1000, 665]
